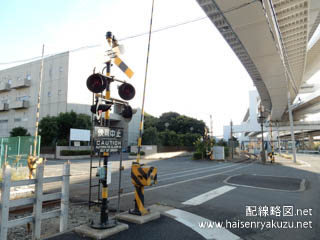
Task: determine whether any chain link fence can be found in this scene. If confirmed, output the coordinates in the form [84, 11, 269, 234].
[0, 136, 41, 168]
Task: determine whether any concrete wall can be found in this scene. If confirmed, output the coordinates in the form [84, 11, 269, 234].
[213, 146, 225, 160]
[56, 145, 91, 159]
[128, 108, 141, 146]
[130, 145, 157, 155]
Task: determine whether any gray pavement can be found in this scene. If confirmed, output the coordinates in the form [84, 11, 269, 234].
[42, 153, 319, 240]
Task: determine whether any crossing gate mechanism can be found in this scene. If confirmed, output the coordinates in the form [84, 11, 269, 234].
[130, 162, 157, 215]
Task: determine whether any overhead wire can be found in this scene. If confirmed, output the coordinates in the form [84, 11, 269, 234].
[0, 0, 258, 66]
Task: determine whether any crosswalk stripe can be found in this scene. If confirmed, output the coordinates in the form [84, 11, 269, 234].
[165, 209, 240, 240]
[182, 185, 236, 206]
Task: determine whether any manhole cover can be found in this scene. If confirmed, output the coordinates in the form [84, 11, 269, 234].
[225, 174, 305, 192]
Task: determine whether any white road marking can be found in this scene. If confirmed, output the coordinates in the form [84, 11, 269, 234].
[108, 161, 255, 200]
[297, 159, 311, 167]
[224, 174, 306, 192]
[165, 209, 240, 240]
[159, 163, 228, 177]
[182, 186, 236, 206]
[160, 163, 237, 182]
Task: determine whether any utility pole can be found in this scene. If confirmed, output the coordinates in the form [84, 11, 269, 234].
[276, 121, 281, 155]
[210, 115, 213, 138]
[258, 105, 266, 163]
[230, 120, 234, 159]
[269, 120, 275, 163]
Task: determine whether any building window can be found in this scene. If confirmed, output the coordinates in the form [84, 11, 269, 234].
[26, 74, 31, 80]
[48, 91, 51, 97]
[49, 68, 52, 78]
[59, 66, 63, 73]
[17, 96, 30, 101]
[22, 118, 28, 122]
[0, 119, 8, 123]
[8, 79, 11, 85]
[14, 118, 21, 122]
[58, 89, 62, 95]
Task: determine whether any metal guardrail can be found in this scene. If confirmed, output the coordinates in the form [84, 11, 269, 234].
[0, 163, 70, 240]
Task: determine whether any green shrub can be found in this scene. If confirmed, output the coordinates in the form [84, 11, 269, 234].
[60, 150, 91, 156]
[224, 146, 229, 157]
[193, 151, 203, 160]
[129, 151, 145, 156]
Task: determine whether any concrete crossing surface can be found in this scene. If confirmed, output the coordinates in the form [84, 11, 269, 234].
[44, 154, 319, 240]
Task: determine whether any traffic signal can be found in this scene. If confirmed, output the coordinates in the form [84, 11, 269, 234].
[86, 73, 110, 93]
[118, 83, 135, 101]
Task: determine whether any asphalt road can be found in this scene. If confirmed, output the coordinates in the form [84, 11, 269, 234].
[44, 153, 320, 240]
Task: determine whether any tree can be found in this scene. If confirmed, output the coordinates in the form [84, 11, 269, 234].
[159, 130, 181, 146]
[155, 112, 206, 135]
[74, 113, 91, 130]
[143, 113, 158, 130]
[142, 127, 159, 145]
[10, 127, 30, 137]
[56, 111, 77, 140]
[39, 111, 91, 146]
[141, 111, 208, 147]
[39, 116, 59, 146]
[180, 133, 202, 146]
[216, 139, 227, 147]
[156, 112, 180, 132]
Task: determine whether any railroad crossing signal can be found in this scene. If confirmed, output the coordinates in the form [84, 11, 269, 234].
[118, 83, 135, 101]
[86, 73, 136, 120]
[106, 31, 134, 79]
[86, 31, 136, 230]
[86, 73, 107, 93]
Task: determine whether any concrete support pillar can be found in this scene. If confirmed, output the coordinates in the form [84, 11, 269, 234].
[309, 135, 314, 149]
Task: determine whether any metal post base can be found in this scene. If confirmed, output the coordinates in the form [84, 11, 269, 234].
[128, 208, 150, 216]
[90, 219, 117, 229]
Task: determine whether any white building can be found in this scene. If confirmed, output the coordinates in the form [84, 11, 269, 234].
[223, 90, 261, 142]
[0, 50, 139, 147]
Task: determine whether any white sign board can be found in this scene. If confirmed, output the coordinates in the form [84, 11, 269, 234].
[70, 128, 90, 141]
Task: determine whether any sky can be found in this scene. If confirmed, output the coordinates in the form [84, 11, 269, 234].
[0, 0, 269, 136]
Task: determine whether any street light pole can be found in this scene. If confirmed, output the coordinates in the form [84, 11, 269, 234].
[260, 120, 266, 163]
[258, 106, 266, 164]
[230, 120, 234, 159]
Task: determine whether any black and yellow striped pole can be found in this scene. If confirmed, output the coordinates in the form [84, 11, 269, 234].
[136, 0, 155, 163]
[91, 33, 116, 229]
[28, 45, 45, 179]
[129, 0, 157, 216]
[130, 164, 157, 216]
